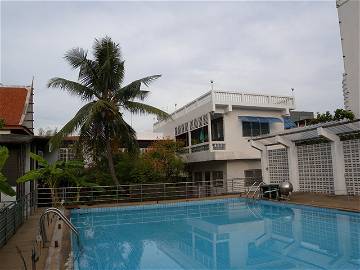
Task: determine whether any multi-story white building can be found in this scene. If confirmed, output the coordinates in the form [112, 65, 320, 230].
[154, 90, 295, 187]
[337, 0, 360, 119]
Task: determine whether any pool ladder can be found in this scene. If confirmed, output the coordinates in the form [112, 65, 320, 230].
[39, 207, 81, 248]
[245, 181, 265, 198]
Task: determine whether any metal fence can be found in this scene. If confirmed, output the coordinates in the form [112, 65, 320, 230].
[0, 191, 37, 248]
[37, 178, 259, 207]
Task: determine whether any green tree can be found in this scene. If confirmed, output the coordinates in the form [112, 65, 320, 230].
[47, 36, 168, 185]
[310, 109, 355, 125]
[16, 153, 89, 205]
[0, 146, 16, 196]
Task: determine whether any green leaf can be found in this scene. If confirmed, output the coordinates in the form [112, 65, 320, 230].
[0, 146, 9, 170]
[16, 169, 44, 183]
[30, 152, 48, 167]
[0, 174, 15, 196]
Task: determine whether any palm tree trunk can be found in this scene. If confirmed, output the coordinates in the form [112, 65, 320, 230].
[106, 139, 119, 185]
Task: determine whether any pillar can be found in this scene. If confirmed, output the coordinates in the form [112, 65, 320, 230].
[275, 136, 300, 191]
[250, 140, 270, 184]
[317, 127, 347, 195]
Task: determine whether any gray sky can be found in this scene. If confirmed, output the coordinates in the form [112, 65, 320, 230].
[1, 0, 344, 133]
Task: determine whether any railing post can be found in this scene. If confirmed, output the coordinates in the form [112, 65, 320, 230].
[185, 182, 188, 199]
[163, 183, 166, 201]
[140, 185, 143, 202]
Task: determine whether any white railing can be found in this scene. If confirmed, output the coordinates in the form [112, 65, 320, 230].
[214, 91, 295, 107]
[154, 90, 295, 129]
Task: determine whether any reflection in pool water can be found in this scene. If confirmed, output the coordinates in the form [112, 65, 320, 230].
[71, 199, 360, 270]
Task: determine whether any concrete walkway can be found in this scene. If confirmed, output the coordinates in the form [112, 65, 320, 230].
[0, 209, 52, 270]
[288, 192, 360, 212]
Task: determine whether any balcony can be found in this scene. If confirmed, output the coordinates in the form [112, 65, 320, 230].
[154, 90, 295, 130]
[180, 141, 226, 154]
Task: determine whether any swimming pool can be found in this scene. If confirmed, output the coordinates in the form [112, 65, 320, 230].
[71, 198, 360, 269]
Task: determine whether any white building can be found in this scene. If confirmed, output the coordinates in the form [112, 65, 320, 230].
[337, 0, 360, 119]
[154, 90, 295, 187]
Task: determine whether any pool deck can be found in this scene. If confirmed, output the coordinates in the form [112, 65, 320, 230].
[286, 192, 360, 212]
[0, 208, 55, 270]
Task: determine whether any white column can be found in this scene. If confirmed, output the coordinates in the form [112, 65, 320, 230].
[250, 140, 270, 184]
[275, 136, 300, 191]
[207, 113, 213, 151]
[317, 127, 347, 195]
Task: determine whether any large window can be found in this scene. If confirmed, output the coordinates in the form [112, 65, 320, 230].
[191, 126, 208, 145]
[175, 133, 189, 147]
[211, 116, 224, 141]
[242, 121, 270, 137]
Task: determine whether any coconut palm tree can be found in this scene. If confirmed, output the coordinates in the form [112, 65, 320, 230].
[0, 146, 16, 196]
[47, 37, 168, 185]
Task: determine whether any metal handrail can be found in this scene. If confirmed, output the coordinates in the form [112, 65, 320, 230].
[35, 179, 255, 206]
[245, 182, 258, 197]
[251, 182, 266, 199]
[39, 208, 80, 248]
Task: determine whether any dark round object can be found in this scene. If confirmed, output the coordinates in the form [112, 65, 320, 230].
[279, 181, 293, 196]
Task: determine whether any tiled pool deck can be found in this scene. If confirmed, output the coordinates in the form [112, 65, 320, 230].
[0, 192, 359, 270]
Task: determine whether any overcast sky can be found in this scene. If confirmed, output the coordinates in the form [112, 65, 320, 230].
[1, 0, 344, 134]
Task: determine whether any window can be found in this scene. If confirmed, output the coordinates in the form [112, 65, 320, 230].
[213, 171, 224, 187]
[175, 132, 189, 147]
[194, 172, 203, 183]
[191, 126, 208, 145]
[242, 121, 270, 137]
[211, 116, 224, 141]
[244, 169, 262, 186]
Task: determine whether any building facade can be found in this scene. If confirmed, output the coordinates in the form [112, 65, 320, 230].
[154, 90, 295, 190]
[337, 0, 360, 119]
[250, 120, 360, 195]
[0, 85, 35, 201]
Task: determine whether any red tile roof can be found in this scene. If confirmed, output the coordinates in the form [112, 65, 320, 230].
[0, 86, 30, 126]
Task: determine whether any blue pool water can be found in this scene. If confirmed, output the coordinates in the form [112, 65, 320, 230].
[71, 198, 360, 270]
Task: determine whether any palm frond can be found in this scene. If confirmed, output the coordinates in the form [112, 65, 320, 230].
[123, 101, 169, 120]
[94, 37, 124, 93]
[49, 102, 95, 149]
[64, 48, 88, 69]
[47, 77, 97, 101]
[113, 75, 161, 102]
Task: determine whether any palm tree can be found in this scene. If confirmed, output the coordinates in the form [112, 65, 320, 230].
[0, 146, 16, 196]
[47, 37, 168, 185]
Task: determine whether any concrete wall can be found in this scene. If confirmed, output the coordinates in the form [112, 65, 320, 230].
[222, 108, 286, 158]
[337, 0, 360, 119]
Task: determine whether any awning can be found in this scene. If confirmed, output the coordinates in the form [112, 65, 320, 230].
[238, 116, 283, 124]
[283, 116, 297, 129]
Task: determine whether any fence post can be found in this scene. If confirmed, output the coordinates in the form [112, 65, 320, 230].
[185, 182, 188, 199]
[163, 183, 166, 201]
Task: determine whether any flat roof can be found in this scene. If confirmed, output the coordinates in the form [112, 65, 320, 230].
[251, 119, 360, 145]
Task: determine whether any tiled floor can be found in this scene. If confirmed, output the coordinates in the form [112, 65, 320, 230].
[0, 209, 55, 270]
